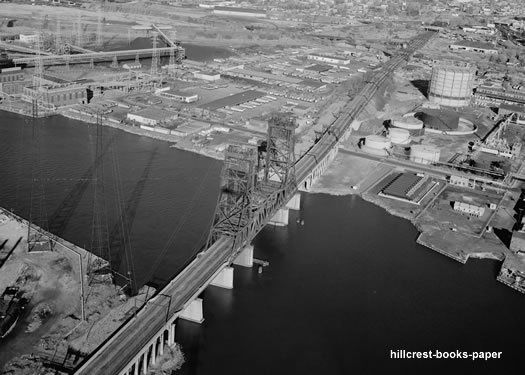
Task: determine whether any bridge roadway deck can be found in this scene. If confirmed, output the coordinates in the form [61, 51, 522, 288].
[75, 236, 233, 375]
[13, 47, 182, 67]
[74, 31, 435, 375]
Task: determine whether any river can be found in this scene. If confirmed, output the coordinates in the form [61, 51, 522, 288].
[174, 194, 525, 375]
[0, 114, 524, 374]
[0, 111, 221, 288]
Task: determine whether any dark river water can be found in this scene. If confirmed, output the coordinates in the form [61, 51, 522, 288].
[0, 114, 524, 374]
[109, 37, 235, 62]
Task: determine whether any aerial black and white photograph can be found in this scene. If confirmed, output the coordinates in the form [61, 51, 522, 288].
[0, 0, 524, 374]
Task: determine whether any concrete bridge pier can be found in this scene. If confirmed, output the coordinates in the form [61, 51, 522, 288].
[234, 245, 254, 267]
[118, 316, 177, 375]
[180, 298, 204, 323]
[210, 266, 234, 289]
[269, 207, 289, 226]
[286, 193, 301, 210]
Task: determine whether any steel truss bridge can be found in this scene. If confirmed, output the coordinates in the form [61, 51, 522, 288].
[12, 46, 185, 67]
[72, 31, 435, 375]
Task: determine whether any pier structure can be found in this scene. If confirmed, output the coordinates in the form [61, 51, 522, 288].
[73, 31, 435, 375]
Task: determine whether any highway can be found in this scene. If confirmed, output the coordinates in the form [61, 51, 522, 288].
[73, 31, 436, 375]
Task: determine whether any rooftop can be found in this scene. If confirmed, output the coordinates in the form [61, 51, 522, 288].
[450, 40, 498, 50]
[199, 90, 266, 111]
[213, 6, 266, 14]
[130, 107, 177, 121]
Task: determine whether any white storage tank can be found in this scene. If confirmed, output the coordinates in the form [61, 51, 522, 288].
[410, 144, 440, 164]
[392, 115, 424, 130]
[388, 128, 410, 145]
[428, 65, 475, 107]
[365, 135, 391, 150]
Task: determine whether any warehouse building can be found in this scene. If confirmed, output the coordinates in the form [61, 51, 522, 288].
[449, 41, 498, 54]
[0, 67, 27, 96]
[453, 201, 485, 217]
[474, 84, 525, 108]
[307, 54, 351, 65]
[156, 88, 199, 103]
[22, 84, 87, 108]
[127, 107, 178, 126]
[193, 71, 221, 81]
[212, 6, 267, 18]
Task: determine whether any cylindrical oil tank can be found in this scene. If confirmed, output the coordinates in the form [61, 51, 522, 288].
[388, 128, 410, 144]
[392, 116, 424, 130]
[428, 65, 475, 107]
[410, 144, 440, 164]
[365, 135, 391, 150]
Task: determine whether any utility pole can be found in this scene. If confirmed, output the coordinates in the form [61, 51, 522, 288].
[55, 18, 62, 53]
[150, 31, 159, 76]
[96, 8, 103, 48]
[76, 12, 83, 47]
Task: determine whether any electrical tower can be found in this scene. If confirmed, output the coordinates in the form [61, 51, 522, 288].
[27, 99, 52, 252]
[207, 145, 258, 247]
[168, 47, 175, 66]
[96, 9, 103, 48]
[264, 113, 296, 187]
[150, 31, 159, 76]
[76, 13, 83, 47]
[33, 32, 44, 88]
[55, 18, 62, 53]
[88, 113, 111, 281]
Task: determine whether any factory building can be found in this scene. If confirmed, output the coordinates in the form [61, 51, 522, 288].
[19, 34, 39, 44]
[307, 54, 351, 65]
[212, 6, 267, 18]
[0, 67, 27, 96]
[22, 84, 87, 108]
[453, 201, 485, 217]
[193, 71, 221, 81]
[448, 175, 476, 189]
[127, 107, 178, 126]
[156, 88, 199, 103]
[428, 65, 475, 107]
[449, 41, 498, 54]
[474, 84, 525, 108]
[0, 67, 24, 83]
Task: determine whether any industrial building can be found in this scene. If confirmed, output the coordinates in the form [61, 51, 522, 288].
[0, 67, 26, 95]
[156, 88, 199, 103]
[453, 201, 485, 217]
[21, 84, 87, 108]
[127, 107, 178, 126]
[199, 90, 266, 111]
[307, 54, 351, 65]
[193, 71, 221, 81]
[474, 83, 525, 108]
[212, 6, 267, 18]
[448, 175, 476, 189]
[449, 41, 498, 54]
[0, 67, 24, 83]
[428, 65, 475, 107]
[18, 34, 39, 44]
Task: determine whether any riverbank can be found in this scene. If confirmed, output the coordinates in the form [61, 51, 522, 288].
[60, 109, 224, 161]
[0, 208, 184, 374]
[310, 151, 525, 295]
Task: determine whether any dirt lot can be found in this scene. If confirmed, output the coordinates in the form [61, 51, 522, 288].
[0, 209, 166, 374]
